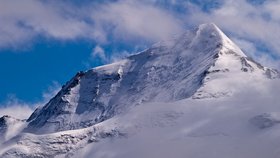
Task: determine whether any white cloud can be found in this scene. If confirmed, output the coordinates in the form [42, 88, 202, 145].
[42, 81, 61, 102]
[91, 1, 184, 42]
[0, 0, 183, 49]
[91, 45, 107, 63]
[0, 96, 33, 119]
[110, 50, 131, 63]
[0, 0, 96, 49]
[264, 1, 280, 22]
[90, 45, 131, 65]
[0, 81, 61, 119]
[232, 38, 280, 69]
[0, 106, 32, 120]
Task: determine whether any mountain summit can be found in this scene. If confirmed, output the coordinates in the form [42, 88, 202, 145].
[25, 23, 278, 134]
[1, 23, 279, 158]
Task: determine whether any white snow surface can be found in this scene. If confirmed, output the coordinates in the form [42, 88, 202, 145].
[0, 23, 280, 158]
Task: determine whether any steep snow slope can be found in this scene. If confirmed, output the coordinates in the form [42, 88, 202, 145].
[25, 23, 278, 134]
[0, 23, 279, 158]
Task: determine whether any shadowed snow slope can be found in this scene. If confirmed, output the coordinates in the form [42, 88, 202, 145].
[0, 23, 279, 158]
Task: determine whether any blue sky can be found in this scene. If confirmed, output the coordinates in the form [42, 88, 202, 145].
[0, 0, 280, 115]
[0, 40, 93, 102]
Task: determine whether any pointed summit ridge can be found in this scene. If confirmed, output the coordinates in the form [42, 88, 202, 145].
[196, 23, 246, 57]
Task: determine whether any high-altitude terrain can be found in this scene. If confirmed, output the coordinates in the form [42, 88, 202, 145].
[0, 23, 279, 158]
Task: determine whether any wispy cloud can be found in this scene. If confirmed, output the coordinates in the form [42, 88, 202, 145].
[0, 81, 61, 119]
[0, 0, 92, 49]
[0, 97, 33, 119]
[232, 38, 280, 69]
[42, 81, 61, 102]
[90, 1, 184, 42]
[91, 45, 108, 63]
[0, 0, 183, 49]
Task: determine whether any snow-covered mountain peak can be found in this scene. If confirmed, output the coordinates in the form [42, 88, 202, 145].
[151, 23, 246, 59]
[23, 23, 279, 134]
[196, 23, 246, 57]
[1, 23, 280, 158]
